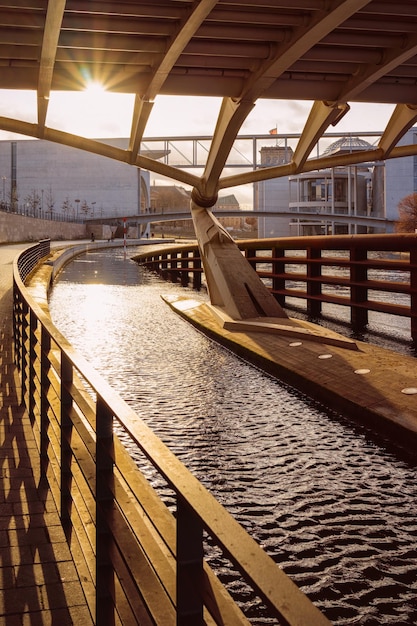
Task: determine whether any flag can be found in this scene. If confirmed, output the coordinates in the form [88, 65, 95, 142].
[269, 127, 277, 135]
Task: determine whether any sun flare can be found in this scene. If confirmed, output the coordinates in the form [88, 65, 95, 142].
[84, 80, 106, 96]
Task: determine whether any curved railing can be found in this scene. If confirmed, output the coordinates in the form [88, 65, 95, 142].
[12, 240, 331, 625]
[134, 233, 417, 341]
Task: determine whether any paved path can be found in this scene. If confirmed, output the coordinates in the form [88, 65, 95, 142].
[0, 243, 93, 625]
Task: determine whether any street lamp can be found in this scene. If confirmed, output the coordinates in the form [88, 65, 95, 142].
[75, 198, 80, 218]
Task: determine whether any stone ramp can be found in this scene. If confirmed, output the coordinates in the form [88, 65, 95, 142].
[163, 294, 417, 452]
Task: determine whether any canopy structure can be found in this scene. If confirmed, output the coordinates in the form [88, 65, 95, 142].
[1, 0, 417, 322]
[1, 0, 417, 196]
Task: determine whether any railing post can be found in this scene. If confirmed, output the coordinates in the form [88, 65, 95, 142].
[40, 325, 51, 476]
[60, 352, 73, 535]
[245, 247, 257, 270]
[271, 246, 285, 306]
[176, 497, 204, 626]
[28, 308, 38, 425]
[192, 250, 202, 290]
[160, 253, 168, 281]
[307, 247, 322, 318]
[19, 295, 29, 406]
[410, 244, 417, 342]
[350, 247, 368, 330]
[13, 286, 23, 373]
[181, 250, 189, 287]
[96, 396, 115, 626]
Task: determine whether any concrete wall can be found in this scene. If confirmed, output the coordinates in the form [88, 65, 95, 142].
[0, 210, 86, 243]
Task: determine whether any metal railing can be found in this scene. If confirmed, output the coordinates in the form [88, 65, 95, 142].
[135, 234, 417, 341]
[12, 240, 330, 625]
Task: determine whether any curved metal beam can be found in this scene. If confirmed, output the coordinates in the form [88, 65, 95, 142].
[198, 97, 255, 204]
[378, 104, 417, 158]
[129, 0, 219, 160]
[0, 116, 201, 189]
[292, 100, 350, 172]
[218, 141, 417, 189]
[37, 0, 66, 133]
[241, 0, 372, 102]
[194, 0, 371, 205]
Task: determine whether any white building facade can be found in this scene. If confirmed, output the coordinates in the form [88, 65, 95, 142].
[255, 129, 417, 237]
[0, 138, 150, 220]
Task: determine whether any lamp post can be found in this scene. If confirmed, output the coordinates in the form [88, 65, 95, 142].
[75, 198, 80, 219]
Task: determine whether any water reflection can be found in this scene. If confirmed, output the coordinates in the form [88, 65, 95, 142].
[49, 248, 417, 626]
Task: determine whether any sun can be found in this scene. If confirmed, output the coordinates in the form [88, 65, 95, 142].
[84, 80, 107, 96]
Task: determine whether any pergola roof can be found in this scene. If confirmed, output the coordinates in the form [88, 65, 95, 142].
[1, 0, 417, 203]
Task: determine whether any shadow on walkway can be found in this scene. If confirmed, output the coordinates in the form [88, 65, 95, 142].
[0, 288, 93, 624]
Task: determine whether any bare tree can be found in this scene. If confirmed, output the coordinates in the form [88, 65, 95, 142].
[80, 199, 90, 218]
[61, 197, 73, 219]
[45, 186, 55, 218]
[395, 192, 417, 232]
[25, 189, 41, 216]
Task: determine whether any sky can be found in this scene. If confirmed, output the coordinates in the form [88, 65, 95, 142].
[0, 87, 395, 139]
[0, 88, 396, 206]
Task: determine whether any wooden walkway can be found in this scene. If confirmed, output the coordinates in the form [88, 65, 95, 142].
[0, 244, 93, 625]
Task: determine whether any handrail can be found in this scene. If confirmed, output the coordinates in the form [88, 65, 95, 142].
[133, 233, 417, 341]
[12, 240, 331, 625]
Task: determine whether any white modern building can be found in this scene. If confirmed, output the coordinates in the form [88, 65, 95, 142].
[255, 128, 417, 237]
[0, 138, 151, 220]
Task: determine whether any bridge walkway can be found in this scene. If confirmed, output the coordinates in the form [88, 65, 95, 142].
[0, 244, 93, 625]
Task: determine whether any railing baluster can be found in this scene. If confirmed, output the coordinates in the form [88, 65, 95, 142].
[40, 325, 51, 476]
[410, 246, 417, 342]
[271, 246, 285, 306]
[20, 298, 29, 406]
[176, 497, 204, 626]
[181, 250, 189, 287]
[60, 352, 73, 535]
[96, 396, 115, 626]
[307, 246, 322, 317]
[28, 308, 37, 425]
[193, 249, 202, 290]
[350, 246, 368, 330]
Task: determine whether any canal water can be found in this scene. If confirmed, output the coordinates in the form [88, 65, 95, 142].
[48, 246, 417, 626]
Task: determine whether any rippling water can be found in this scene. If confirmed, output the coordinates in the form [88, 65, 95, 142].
[49, 247, 417, 626]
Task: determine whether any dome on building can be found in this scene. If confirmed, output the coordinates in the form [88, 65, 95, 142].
[322, 136, 375, 156]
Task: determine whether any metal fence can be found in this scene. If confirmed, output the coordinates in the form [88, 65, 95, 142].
[135, 234, 417, 341]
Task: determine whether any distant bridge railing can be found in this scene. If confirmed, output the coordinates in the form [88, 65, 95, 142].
[12, 240, 330, 625]
[87, 208, 394, 229]
[134, 233, 417, 342]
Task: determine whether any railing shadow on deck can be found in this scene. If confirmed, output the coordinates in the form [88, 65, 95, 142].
[12, 239, 331, 625]
[133, 233, 417, 342]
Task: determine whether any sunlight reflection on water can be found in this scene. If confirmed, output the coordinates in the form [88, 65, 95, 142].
[48, 247, 417, 626]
